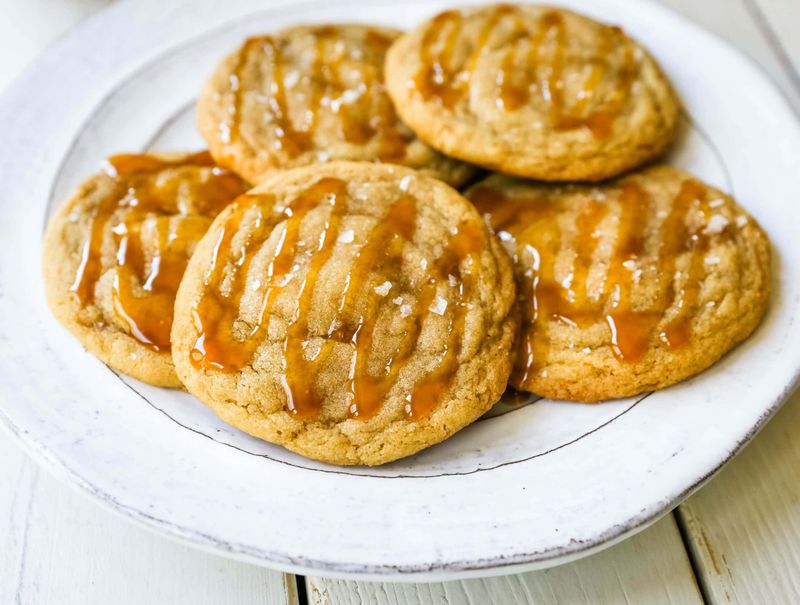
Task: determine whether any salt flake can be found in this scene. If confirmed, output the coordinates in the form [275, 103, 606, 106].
[429, 296, 448, 316]
[374, 281, 392, 296]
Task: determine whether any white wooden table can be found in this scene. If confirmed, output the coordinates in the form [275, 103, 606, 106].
[1, 1, 798, 603]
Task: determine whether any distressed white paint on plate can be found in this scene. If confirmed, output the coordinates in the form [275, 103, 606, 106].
[0, 0, 798, 581]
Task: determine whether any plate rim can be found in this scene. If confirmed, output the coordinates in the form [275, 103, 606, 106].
[1, 0, 799, 580]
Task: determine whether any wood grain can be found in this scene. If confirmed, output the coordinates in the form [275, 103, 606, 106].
[0, 2, 304, 602]
[307, 515, 702, 605]
[658, 2, 800, 603]
[1, 1, 799, 604]
[0, 428, 298, 605]
[746, 0, 800, 96]
[0, 435, 38, 604]
[677, 389, 800, 604]
[659, 0, 800, 111]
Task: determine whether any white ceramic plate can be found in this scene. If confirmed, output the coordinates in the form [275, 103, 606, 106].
[1, 0, 798, 581]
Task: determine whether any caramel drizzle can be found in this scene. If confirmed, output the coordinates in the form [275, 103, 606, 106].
[657, 180, 714, 348]
[415, 6, 636, 137]
[224, 27, 409, 162]
[70, 152, 246, 352]
[325, 194, 418, 419]
[406, 220, 483, 419]
[225, 36, 310, 156]
[191, 178, 484, 420]
[415, 10, 463, 108]
[280, 178, 349, 417]
[189, 179, 342, 374]
[604, 184, 657, 360]
[469, 178, 717, 380]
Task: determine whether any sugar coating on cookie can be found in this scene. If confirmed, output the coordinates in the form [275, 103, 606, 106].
[42, 152, 248, 387]
[466, 166, 770, 402]
[385, 4, 680, 181]
[197, 24, 474, 187]
[171, 162, 518, 465]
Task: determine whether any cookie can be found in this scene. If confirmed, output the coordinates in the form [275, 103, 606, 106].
[171, 162, 518, 465]
[466, 166, 770, 401]
[42, 152, 249, 387]
[385, 4, 680, 181]
[197, 24, 474, 187]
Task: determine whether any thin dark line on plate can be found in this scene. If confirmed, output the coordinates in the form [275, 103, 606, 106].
[42, 0, 353, 227]
[43, 20, 714, 480]
[43, 3, 657, 478]
[27, 0, 800, 576]
[478, 394, 544, 421]
[87, 105, 716, 478]
[109, 364, 651, 479]
[742, 0, 800, 99]
[11, 382, 786, 577]
[2, 381, 792, 576]
[681, 109, 734, 195]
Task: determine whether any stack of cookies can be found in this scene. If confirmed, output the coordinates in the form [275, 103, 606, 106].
[43, 5, 771, 466]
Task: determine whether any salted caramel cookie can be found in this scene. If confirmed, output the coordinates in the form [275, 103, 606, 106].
[197, 24, 474, 187]
[171, 162, 517, 465]
[42, 152, 249, 387]
[385, 5, 680, 181]
[466, 166, 770, 401]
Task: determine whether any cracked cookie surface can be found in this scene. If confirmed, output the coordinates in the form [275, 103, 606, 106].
[42, 151, 248, 387]
[466, 166, 770, 401]
[385, 4, 680, 181]
[172, 162, 518, 465]
[198, 24, 474, 187]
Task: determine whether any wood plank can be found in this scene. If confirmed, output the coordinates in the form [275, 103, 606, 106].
[0, 4, 295, 604]
[0, 428, 40, 604]
[2, 2, 795, 604]
[0, 428, 298, 605]
[747, 0, 800, 93]
[677, 388, 800, 604]
[659, 2, 800, 603]
[658, 0, 800, 110]
[307, 515, 702, 605]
